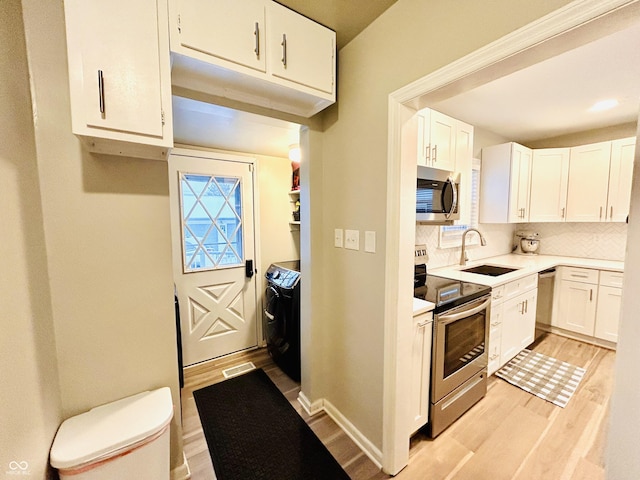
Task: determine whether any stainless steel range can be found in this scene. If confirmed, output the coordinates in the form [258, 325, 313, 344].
[415, 266, 491, 437]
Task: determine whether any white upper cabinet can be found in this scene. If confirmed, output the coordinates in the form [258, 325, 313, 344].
[176, 0, 266, 72]
[479, 142, 532, 223]
[607, 137, 636, 222]
[417, 109, 457, 172]
[454, 120, 474, 226]
[169, 0, 336, 118]
[266, 2, 335, 94]
[63, 0, 173, 159]
[528, 148, 570, 222]
[566, 142, 612, 222]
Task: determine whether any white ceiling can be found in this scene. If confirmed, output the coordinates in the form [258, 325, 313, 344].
[430, 21, 640, 143]
[172, 3, 640, 157]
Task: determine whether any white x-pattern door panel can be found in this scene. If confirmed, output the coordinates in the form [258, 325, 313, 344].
[169, 151, 258, 366]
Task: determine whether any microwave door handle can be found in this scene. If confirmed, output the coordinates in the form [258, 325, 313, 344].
[443, 177, 458, 219]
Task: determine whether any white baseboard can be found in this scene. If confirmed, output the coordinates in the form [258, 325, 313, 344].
[297, 390, 324, 416]
[171, 451, 191, 480]
[322, 399, 383, 469]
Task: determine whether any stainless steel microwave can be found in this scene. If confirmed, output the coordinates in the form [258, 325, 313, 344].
[416, 165, 460, 223]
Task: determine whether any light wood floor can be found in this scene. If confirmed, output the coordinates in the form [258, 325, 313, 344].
[181, 333, 615, 479]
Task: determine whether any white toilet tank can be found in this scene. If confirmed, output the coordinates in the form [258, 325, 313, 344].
[50, 387, 174, 480]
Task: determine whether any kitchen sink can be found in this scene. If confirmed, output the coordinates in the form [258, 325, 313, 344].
[461, 265, 519, 276]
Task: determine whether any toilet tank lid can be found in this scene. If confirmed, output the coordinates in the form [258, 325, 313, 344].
[50, 387, 173, 469]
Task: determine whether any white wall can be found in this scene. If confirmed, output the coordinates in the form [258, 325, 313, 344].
[19, 0, 183, 473]
[311, 0, 575, 452]
[257, 154, 300, 308]
[0, 0, 62, 477]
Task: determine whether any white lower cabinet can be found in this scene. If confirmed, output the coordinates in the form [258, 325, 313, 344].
[487, 302, 503, 376]
[552, 267, 623, 343]
[488, 274, 537, 375]
[410, 311, 433, 434]
[501, 289, 537, 366]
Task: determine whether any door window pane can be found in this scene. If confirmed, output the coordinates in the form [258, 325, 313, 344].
[179, 173, 244, 272]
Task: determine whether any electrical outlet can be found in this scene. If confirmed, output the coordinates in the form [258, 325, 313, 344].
[414, 244, 428, 264]
[334, 229, 343, 248]
[344, 229, 360, 250]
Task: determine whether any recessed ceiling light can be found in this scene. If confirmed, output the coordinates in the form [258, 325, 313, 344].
[588, 99, 619, 112]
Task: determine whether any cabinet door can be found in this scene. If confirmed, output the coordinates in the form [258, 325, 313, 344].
[501, 294, 525, 365]
[429, 110, 457, 172]
[177, 0, 266, 72]
[416, 109, 431, 167]
[66, 0, 166, 138]
[488, 302, 503, 375]
[519, 289, 537, 350]
[594, 286, 621, 343]
[566, 142, 612, 222]
[267, 2, 335, 94]
[409, 313, 432, 433]
[529, 148, 570, 222]
[508, 143, 532, 223]
[607, 137, 636, 222]
[454, 120, 474, 225]
[555, 280, 597, 335]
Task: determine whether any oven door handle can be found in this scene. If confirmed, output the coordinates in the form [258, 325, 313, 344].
[438, 297, 490, 325]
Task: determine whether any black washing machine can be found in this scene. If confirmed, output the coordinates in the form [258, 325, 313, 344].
[264, 261, 301, 381]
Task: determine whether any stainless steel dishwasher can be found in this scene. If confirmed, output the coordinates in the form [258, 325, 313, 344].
[535, 268, 556, 339]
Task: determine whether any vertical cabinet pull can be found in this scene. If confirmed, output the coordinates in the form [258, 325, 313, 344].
[561, 207, 565, 218]
[254, 22, 260, 58]
[590, 289, 593, 301]
[425, 144, 431, 163]
[98, 69, 105, 116]
[432, 145, 438, 162]
[599, 206, 603, 219]
[610, 206, 613, 219]
[281, 33, 287, 67]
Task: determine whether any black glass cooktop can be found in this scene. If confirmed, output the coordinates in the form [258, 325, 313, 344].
[414, 273, 491, 313]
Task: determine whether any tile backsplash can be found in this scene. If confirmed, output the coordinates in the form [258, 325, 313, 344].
[415, 223, 515, 269]
[416, 222, 628, 268]
[520, 222, 627, 261]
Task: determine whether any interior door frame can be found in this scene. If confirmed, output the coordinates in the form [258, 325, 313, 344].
[383, 0, 639, 474]
[169, 146, 264, 357]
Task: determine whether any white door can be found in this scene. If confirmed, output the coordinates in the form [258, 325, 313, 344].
[169, 151, 258, 366]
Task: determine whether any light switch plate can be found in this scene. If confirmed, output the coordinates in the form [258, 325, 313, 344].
[344, 229, 360, 250]
[334, 228, 343, 248]
[364, 231, 376, 253]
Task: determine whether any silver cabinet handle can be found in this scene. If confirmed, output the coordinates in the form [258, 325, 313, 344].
[281, 33, 287, 67]
[425, 144, 431, 162]
[98, 69, 105, 116]
[590, 289, 593, 301]
[600, 206, 603, 219]
[417, 319, 431, 328]
[432, 145, 438, 162]
[561, 207, 565, 218]
[610, 206, 613, 219]
[571, 273, 589, 278]
[254, 22, 260, 58]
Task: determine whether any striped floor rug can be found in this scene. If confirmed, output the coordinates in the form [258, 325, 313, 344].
[496, 349, 586, 408]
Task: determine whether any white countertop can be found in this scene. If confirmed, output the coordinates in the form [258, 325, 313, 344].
[413, 297, 435, 316]
[430, 254, 624, 288]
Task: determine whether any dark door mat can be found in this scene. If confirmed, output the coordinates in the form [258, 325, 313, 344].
[193, 368, 351, 480]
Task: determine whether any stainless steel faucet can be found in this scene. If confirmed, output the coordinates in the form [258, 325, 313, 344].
[460, 228, 487, 266]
